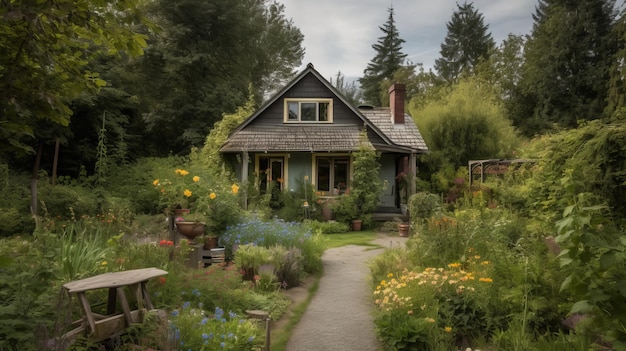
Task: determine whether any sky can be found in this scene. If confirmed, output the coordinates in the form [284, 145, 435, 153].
[280, 0, 539, 79]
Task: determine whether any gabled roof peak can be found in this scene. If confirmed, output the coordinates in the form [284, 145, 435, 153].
[306, 62, 315, 69]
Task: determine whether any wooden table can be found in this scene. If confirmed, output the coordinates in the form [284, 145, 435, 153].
[62, 267, 168, 342]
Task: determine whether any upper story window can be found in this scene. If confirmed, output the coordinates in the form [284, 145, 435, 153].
[284, 98, 333, 123]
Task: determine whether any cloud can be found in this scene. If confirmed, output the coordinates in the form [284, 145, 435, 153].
[281, 0, 537, 78]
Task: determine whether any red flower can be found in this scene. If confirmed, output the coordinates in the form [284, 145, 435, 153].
[158, 277, 166, 285]
[159, 240, 174, 247]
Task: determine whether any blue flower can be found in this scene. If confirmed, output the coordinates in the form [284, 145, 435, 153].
[248, 336, 255, 342]
[182, 301, 190, 309]
[202, 333, 209, 340]
[201, 317, 208, 325]
[192, 288, 201, 296]
[220, 342, 225, 348]
[171, 310, 179, 317]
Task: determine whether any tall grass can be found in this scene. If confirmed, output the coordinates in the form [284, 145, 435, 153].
[59, 223, 111, 282]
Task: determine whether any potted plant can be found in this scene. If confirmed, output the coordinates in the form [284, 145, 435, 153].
[174, 213, 206, 242]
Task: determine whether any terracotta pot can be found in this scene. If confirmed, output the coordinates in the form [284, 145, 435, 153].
[203, 237, 218, 250]
[173, 208, 191, 215]
[351, 219, 362, 231]
[398, 223, 410, 237]
[175, 221, 205, 241]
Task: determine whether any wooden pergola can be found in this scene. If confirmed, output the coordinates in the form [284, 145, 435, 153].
[468, 159, 535, 187]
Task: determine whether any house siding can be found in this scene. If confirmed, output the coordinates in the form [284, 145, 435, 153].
[250, 74, 364, 127]
[286, 153, 313, 191]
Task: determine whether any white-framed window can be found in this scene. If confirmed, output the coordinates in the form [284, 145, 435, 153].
[284, 98, 333, 123]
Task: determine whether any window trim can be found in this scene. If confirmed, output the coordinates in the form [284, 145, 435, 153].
[284, 98, 333, 123]
[311, 153, 352, 196]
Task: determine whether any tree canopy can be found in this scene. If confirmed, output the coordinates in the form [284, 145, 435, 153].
[359, 6, 407, 106]
[135, 0, 304, 153]
[0, 0, 149, 158]
[510, 0, 617, 135]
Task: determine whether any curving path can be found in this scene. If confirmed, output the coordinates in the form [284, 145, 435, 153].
[286, 235, 407, 351]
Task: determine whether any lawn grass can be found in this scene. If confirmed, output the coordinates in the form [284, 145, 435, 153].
[322, 229, 382, 249]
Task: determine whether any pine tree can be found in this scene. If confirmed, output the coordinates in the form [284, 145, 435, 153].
[511, 0, 617, 133]
[434, 2, 495, 83]
[359, 6, 407, 106]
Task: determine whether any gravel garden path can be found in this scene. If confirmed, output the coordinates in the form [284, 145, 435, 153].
[285, 234, 407, 351]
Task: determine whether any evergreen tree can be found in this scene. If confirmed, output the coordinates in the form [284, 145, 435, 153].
[359, 6, 407, 106]
[434, 2, 495, 84]
[511, 0, 617, 134]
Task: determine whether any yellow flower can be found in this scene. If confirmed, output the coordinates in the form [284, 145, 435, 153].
[101, 261, 108, 266]
[209, 192, 217, 200]
[152, 179, 159, 186]
[444, 326, 452, 333]
[231, 184, 239, 194]
[193, 176, 200, 183]
[183, 189, 192, 198]
[448, 262, 461, 268]
[177, 169, 189, 176]
[479, 277, 493, 283]
[387, 273, 394, 278]
[481, 261, 490, 265]
[425, 317, 435, 323]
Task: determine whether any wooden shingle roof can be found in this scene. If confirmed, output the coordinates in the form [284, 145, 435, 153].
[220, 125, 365, 152]
[360, 107, 428, 151]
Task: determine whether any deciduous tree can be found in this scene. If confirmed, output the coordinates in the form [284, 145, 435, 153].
[0, 0, 149, 158]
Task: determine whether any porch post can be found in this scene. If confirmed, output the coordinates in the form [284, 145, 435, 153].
[409, 153, 417, 196]
[242, 151, 249, 210]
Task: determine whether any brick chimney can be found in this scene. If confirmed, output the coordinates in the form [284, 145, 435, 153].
[389, 83, 405, 125]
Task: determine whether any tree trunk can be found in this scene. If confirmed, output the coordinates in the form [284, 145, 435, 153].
[30, 142, 43, 218]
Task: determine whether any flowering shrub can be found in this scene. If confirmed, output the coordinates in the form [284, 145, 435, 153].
[220, 218, 325, 274]
[152, 167, 243, 236]
[373, 252, 497, 349]
[169, 304, 263, 350]
[153, 168, 203, 210]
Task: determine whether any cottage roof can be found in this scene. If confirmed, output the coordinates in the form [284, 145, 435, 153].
[220, 63, 428, 154]
[360, 107, 428, 151]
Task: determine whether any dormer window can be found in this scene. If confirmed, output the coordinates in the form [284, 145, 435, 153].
[284, 98, 333, 123]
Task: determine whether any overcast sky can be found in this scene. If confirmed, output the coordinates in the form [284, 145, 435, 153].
[280, 0, 540, 79]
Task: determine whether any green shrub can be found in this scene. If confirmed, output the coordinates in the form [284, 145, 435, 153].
[304, 219, 349, 234]
[38, 183, 99, 218]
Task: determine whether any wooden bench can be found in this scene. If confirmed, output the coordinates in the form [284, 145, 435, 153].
[61, 267, 168, 343]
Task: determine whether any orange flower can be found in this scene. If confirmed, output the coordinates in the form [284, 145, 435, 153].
[192, 176, 200, 183]
[158, 277, 167, 285]
[152, 179, 159, 186]
[231, 184, 239, 194]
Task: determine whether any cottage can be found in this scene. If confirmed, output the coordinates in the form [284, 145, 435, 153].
[220, 63, 428, 219]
